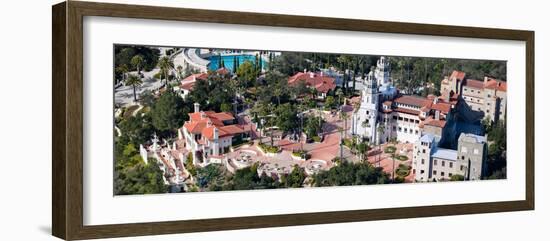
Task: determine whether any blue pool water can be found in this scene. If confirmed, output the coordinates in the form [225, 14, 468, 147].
[208, 54, 267, 73]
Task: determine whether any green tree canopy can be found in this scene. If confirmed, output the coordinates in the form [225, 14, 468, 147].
[281, 165, 306, 188]
[313, 162, 389, 187]
[115, 45, 160, 73]
[124, 73, 143, 101]
[236, 60, 258, 88]
[115, 161, 168, 195]
[274, 103, 298, 132]
[150, 90, 187, 133]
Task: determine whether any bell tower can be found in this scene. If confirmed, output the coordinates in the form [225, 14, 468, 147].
[352, 68, 380, 143]
[375, 56, 391, 86]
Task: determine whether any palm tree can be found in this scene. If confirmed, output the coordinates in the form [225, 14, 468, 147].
[339, 109, 349, 139]
[390, 152, 397, 183]
[116, 64, 129, 85]
[176, 65, 183, 80]
[158, 56, 174, 87]
[335, 88, 344, 105]
[273, 86, 283, 105]
[125, 74, 143, 102]
[376, 123, 385, 167]
[130, 55, 145, 75]
[338, 126, 344, 162]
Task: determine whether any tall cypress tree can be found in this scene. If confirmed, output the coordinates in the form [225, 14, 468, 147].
[234, 57, 240, 73]
[258, 55, 262, 72]
[233, 56, 237, 73]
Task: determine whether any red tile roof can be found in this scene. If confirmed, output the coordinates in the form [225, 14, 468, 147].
[450, 70, 466, 81]
[422, 117, 447, 128]
[219, 125, 245, 136]
[394, 95, 431, 107]
[394, 107, 420, 116]
[183, 73, 208, 82]
[484, 78, 507, 92]
[216, 67, 230, 75]
[431, 102, 452, 114]
[183, 110, 245, 141]
[206, 111, 235, 121]
[183, 121, 207, 134]
[180, 81, 195, 90]
[463, 79, 484, 89]
[202, 125, 245, 140]
[288, 72, 336, 93]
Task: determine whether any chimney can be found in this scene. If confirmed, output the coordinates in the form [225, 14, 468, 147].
[484, 76, 488, 86]
[192, 75, 196, 81]
[213, 127, 219, 140]
[435, 110, 440, 120]
[309, 72, 315, 78]
[320, 72, 324, 77]
[194, 102, 200, 113]
[304, 68, 307, 73]
[433, 97, 438, 104]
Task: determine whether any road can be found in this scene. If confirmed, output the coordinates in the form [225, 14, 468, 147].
[114, 47, 174, 107]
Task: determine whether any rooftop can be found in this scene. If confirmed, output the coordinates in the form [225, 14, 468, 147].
[450, 70, 466, 81]
[182, 73, 208, 82]
[183, 109, 243, 140]
[394, 95, 431, 107]
[484, 78, 507, 92]
[463, 79, 484, 89]
[288, 71, 336, 94]
[458, 133, 486, 143]
[419, 134, 435, 143]
[432, 148, 457, 161]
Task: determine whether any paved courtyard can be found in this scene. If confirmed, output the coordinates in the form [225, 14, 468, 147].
[366, 142, 414, 182]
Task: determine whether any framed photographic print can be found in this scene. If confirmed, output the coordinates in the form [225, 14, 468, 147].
[52, 1, 534, 240]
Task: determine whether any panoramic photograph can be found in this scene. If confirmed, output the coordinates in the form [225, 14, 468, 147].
[113, 45, 507, 195]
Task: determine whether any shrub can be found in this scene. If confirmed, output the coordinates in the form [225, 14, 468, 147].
[395, 164, 411, 177]
[394, 176, 405, 183]
[312, 136, 322, 143]
[292, 150, 311, 159]
[450, 174, 465, 181]
[153, 72, 162, 79]
[384, 146, 396, 154]
[259, 143, 280, 153]
[397, 155, 408, 161]
[343, 138, 354, 148]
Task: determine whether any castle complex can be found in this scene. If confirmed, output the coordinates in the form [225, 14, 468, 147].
[352, 57, 506, 181]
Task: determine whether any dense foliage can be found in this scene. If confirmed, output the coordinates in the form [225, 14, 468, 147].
[150, 90, 187, 134]
[313, 162, 390, 187]
[114, 45, 160, 77]
[188, 75, 235, 112]
[389, 57, 506, 95]
[112, 45, 508, 194]
[485, 120, 507, 179]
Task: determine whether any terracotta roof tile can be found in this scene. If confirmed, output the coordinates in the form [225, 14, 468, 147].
[394, 107, 420, 116]
[216, 67, 230, 75]
[450, 70, 466, 81]
[464, 79, 484, 89]
[484, 78, 507, 92]
[288, 72, 336, 93]
[183, 73, 208, 82]
[394, 95, 431, 107]
[423, 117, 447, 128]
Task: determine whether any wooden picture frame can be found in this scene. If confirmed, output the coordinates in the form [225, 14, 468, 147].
[52, 1, 534, 240]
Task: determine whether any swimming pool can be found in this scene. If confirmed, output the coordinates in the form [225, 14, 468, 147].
[208, 54, 267, 73]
